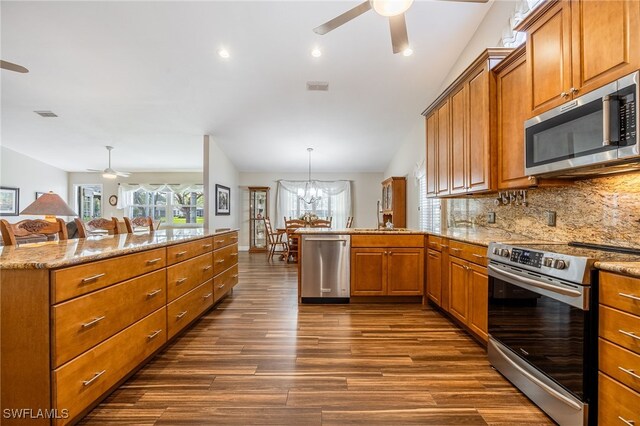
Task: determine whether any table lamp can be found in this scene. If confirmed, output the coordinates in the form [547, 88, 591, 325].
[20, 191, 77, 222]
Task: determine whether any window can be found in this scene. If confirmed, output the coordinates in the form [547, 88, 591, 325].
[119, 184, 204, 227]
[74, 184, 102, 220]
[418, 175, 442, 232]
[276, 180, 351, 229]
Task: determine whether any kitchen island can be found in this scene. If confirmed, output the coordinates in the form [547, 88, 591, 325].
[0, 228, 238, 425]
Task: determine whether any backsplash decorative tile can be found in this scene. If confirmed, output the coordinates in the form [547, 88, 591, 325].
[446, 172, 640, 248]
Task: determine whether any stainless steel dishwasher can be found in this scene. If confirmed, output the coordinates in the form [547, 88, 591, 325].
[301, 234, 350, 303]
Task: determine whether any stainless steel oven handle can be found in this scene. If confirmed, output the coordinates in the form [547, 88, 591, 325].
[603, 94, 612, 146]
[304, 238, 348, 243]
[491, 339, 582, 411]
[488, 264, 582, 297]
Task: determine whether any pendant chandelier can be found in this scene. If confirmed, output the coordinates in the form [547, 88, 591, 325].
[298, 147, 322, 204]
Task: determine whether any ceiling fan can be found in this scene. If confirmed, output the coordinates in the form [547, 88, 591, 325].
[313, 0, 489, 54]
[87, 146, 131, 179]
[1, 60, 29, 73]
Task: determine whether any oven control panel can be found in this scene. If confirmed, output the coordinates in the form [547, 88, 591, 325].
[509, 249, 544, 268]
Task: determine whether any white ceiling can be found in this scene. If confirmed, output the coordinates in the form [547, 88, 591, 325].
[1, 1, 492, 173]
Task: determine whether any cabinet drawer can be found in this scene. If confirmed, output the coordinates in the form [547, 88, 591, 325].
[167, 280, 214, 339]
[427, 235, 443, 251]
[599, 372, 640, 426]
[52, 308, 166, 425]
[600, 305, 640, 355]
[214, 264, 239, 302]
[166, 252, 214, 302]
[601, 272, 640, 316]
[213, 243, 238, 275]
[52, 269, 166, 368]
[51, 248, 166, 303]
[449, 240, 488, 266]
[600, 338, 640, 393]
[351, 234, 424, 248]
[166, 237, 213, 265]
[214, 231, 239, 249]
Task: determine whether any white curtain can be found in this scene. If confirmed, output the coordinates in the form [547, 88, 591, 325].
[275, 180, 352, 229]
[117, 183, 204, 210]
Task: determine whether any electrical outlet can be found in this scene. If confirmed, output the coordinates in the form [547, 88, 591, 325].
[546, 211, 556, 227]
[487, 212, 496, 224]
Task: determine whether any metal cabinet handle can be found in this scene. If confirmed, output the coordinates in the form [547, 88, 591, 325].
[451, 248, 461, 253]
[203, 265, 212, 271]
[619, 330, 640, 340]
[217, 259, 225, 264]
[82, 316, 106, 328]
[203, 244, 213, 248]
[176, 278, 187, 284]
[619, 416, 635, 426]
[569, 87, 578, 95]
[230, 236, 238, 240]
[618, 366, 640, 380]
[176, 251, 187, 257]
[147, 329, 162, 340]
[619, 292, 640, 302]
[218, 284, 225, 289]
[176, 311, 188, 319]
[146, 289, 162, 298]
[232, 274, 239, 278]
[230, 253, 238, 257]
[561, 91, 569, 98]
[81, 273, 105, 283]
[203, 292, 213, 299]
[440, 244, 448, 249]
[146, 258, 162, 265]
[472, 254, 485, 259]
[82, 370, 106, 386]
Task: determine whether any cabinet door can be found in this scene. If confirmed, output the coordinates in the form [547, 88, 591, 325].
[467, 66, 492, 192]
[497, 51, 535, 189]
[436, 99, 451, 196]
[468, 263, 488, 342]
[526, 1, 572, 116]
[426, 249, 442, 306]
[448, 256, 469, 324]
[351, 249, 386, 296]
[571, 0, 640, 96]
[387, 248, 424, 296]
[449, 85, 467, 195]
[425, 113, 438, 196]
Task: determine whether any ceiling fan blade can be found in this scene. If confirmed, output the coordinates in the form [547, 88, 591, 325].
[86, 169, 103, 173]
[313, 1, 371, 35]
[389, 13, 409, 54]
[0, 60, 29, 73]
[115, 171, 131, 177]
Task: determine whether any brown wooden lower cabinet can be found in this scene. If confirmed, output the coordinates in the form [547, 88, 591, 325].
[351, 247, 424, 297]
[426, 249, 442, 305]
[449, 256, 469, 324]
[351, 248, 387, 296]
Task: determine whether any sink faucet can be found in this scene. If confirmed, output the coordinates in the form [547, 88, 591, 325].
[376, 200, 382, 229]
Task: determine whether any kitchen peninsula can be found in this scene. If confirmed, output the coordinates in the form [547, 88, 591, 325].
[0, 228, 238, 425]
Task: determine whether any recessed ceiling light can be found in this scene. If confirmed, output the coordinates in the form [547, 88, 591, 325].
[311, 48, 322, 58]
[402, 47, 414, 57]
[218, 48, 230, 59]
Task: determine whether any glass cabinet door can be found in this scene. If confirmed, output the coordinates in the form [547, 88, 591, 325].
[249, 187, 269, 253]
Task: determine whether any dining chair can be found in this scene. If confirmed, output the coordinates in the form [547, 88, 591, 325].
[0, 218, 68, 246]
[311, 217, 332, 228]
[346, 216, 354, 228]
[124, 216, 155, 233]
[284, 217, 305, 263]
[74, 217, 121, 238]
[264, 217, 287, 261]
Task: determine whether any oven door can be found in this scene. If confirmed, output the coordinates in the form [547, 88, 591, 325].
[487, 262, 591, 400]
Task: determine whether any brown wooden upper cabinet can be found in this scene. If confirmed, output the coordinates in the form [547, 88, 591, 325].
[423, 48, 512, 197]
[519, 0, 640, 118]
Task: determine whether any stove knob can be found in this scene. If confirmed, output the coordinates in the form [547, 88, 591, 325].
[501, 249, 510, 258]
[492, 247, 500, 255]
[553, 259, 567, 270]
[543, 257, 553, 267]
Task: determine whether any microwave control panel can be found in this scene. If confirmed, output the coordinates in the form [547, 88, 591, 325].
[619, 88, 636, 144]
[510, 249, 544, 268]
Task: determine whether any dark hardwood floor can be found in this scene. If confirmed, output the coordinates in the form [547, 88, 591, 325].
[80, 252, 553, 425]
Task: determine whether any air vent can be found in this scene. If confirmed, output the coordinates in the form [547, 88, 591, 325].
[34, 111, 58, 117]
[306, 81, 329, 91]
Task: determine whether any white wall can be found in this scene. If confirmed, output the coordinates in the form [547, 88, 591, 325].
[0, 146, 69, 222]
[204, 135, 240, 231]
[383, 0, 518, 229]
[237, 172, 383, 249]
[67, 171, 203, 218]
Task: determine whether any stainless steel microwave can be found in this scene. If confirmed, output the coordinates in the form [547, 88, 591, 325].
[524, 72, 638, 177]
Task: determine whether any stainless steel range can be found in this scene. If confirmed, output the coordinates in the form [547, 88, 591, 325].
[486, 241, 640, 426]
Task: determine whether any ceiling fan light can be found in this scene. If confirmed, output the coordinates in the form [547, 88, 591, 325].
[402, 47, 414, 56]
[371, 0, 414, 17]
[102, 172, 117, 179]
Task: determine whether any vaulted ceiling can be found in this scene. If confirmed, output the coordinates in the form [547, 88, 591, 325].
[1, 1, 492, 173]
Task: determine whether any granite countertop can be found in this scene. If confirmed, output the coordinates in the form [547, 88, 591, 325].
[295, 228, 427, 235]
[0, 228, 237, 270]
[594, 261, 640, 278]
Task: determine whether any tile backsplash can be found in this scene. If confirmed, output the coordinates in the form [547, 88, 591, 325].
[446, 172, 640, 248]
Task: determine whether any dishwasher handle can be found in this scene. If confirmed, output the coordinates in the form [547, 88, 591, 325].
[304, 237, 349, 243]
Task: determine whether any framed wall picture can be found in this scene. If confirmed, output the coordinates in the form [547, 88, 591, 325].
[215, 184, 230, 215]
[0, 187, 20, 216]
[35, 192, 45, 200]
